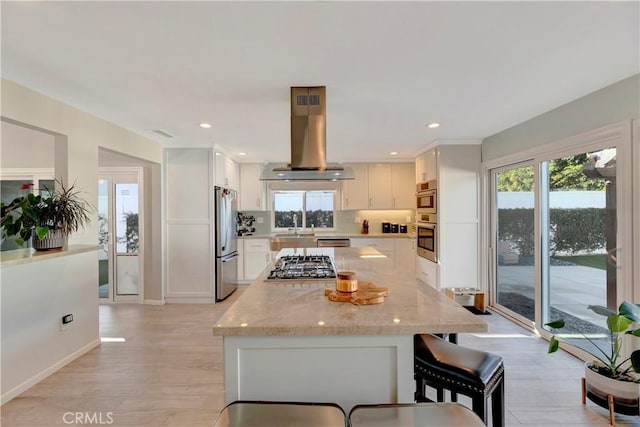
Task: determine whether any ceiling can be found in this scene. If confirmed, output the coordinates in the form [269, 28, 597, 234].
[1, 1, 638, 163]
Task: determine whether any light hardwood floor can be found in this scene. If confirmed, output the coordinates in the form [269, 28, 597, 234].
[2, 286, 639, 426]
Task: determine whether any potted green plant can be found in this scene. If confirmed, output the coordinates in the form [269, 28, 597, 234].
[1, 180, 92, 250]
[546, 302, 640, 417]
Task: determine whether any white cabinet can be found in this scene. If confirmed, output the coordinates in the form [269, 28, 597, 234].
[239, 164, 265, 211]
[391, 163, 415, 209]
[395, 238, 416, 275]
[214, 152, 239, 190]
[415, 149, 437, 183]
[414, 144, 481, 290]
[165, 147, 215, 302]
[416, 256, 438, 289]
[242, 238, 271, 282]
[342, 162, 414, 210]
[341, 163, 369, 210]
[368, 164, 393, 209]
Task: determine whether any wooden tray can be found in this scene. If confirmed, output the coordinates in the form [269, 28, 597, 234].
[325, 281, 389, 305]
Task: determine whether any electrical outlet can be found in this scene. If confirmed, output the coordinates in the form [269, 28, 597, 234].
[61, 313, 73, 331]
[406, 216, 412, 222]
[355, 216, 361, 223]
[257, 217, 264, 224]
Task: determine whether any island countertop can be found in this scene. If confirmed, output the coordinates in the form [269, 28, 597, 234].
[212, 247, 487, 337]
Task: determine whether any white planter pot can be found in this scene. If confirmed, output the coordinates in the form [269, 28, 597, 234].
[584, 361, 640, 416]
[32, 229, 67, 251]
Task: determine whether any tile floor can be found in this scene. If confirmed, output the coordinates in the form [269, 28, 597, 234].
[1, 286, 639, 426]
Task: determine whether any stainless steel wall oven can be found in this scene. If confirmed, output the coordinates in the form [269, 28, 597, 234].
[416, 223, 437, 262]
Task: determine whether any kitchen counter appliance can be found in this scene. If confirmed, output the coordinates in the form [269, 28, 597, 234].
[266, 255, 337, 281]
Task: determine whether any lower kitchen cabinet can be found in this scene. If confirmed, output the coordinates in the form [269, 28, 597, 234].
[416, 256, 438, 289]
[395, 238, 416, 275]
[240, 239, 271, 283]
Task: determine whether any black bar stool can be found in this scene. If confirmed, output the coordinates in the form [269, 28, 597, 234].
[414, 334, 505, 427]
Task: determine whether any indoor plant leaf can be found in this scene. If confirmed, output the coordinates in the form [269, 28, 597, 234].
[626, 328, 640, 337]
[619, 301, 640, 323]
[545, 320, 565, 329]
[607, 314, 633, 334]
[588, 305, 616, 317]
[547, 336, 560, 353]
[35, 226, 49, 240]
[630, 350, 640, 373]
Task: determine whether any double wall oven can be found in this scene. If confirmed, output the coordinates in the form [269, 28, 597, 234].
[416, 180, 437, 262]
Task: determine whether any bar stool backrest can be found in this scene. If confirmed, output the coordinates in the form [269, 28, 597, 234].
[349, 402, 486, 427]
[213, 400, 347, 427]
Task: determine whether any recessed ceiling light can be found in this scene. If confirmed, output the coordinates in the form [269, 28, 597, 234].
[238, 152, 247, 156]
[200, 123, 212, 128]
[390, 151, 398, 156]
[427, 122, 440, 129]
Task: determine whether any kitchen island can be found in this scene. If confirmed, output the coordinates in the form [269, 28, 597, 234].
[212, 247, 487, 412]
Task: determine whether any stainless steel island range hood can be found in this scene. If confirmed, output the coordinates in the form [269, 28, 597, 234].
[260, 86, 354, 181]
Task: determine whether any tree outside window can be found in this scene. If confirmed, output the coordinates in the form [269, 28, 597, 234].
[273, 190, 335, 229]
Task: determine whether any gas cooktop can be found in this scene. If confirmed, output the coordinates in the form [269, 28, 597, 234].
[266, 255, 337, 281]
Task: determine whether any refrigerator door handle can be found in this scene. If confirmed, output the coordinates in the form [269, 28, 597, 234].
[220, 194, 228, 251]
[222, 253, 239, 262]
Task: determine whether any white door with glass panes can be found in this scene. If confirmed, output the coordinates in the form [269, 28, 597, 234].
[98, 169, 143, 303]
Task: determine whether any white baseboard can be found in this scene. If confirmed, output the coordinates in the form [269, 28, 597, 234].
[164, 297, 215, 304]
[1, 338, 101, 405]
[143, 299, 165, 305]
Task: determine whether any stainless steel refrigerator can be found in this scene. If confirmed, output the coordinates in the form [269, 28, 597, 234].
[215, 186, 238, 301]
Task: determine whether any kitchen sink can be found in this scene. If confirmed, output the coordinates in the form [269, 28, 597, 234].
[270, 235, 317, 250]
[273, 232, 315, 238]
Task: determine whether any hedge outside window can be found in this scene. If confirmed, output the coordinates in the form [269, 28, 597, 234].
[273, 190, 336, 230]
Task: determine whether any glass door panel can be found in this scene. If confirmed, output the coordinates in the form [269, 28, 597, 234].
[98, 172, 140, 302]
[98, 178, 111, 299]
[494, 164, 536, 321]
[542, 150, 614, 350]
[114, 183, 139, 296]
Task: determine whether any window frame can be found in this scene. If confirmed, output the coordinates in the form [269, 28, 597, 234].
[269, 182, 339, 232]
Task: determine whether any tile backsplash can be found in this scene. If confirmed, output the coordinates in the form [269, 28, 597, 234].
[239, 210, 415, 235]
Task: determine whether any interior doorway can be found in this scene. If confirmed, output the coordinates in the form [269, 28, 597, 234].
[98, 168, 143, 303]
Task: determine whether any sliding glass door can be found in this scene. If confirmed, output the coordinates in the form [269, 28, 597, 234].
[493, 163, 536, 324]
[490, 134, 626, 351]
[540, 150, 615, 349]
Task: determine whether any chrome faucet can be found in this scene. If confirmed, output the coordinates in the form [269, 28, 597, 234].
[292, 214, 299, 235]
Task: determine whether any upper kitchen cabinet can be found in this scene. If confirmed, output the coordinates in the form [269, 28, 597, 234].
[368, 163, 393, 209]
[391, 163, 415, 209]
[239, 163, 266, 211]
[342, 162, 415, 210]
[415, 148, 437, 183]
[214, 151, 239, 190]
[341, 163, 369, 210]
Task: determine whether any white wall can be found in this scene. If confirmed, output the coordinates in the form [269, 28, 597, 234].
[482, 74, 640, 161]
[0, 121, 55, 168]
[1, 251, 100, 404]
[0, 79, 163, 245]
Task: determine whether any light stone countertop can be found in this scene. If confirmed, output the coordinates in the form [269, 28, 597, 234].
[212, 247, 486, 337]
[0, 244, 101, 267]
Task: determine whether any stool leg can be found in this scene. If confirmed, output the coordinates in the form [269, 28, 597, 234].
[450, 391, 458, 402]
[436, 387, 445, 402]
[472, 394, 488, 424]
[491, 376, 505, 427]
